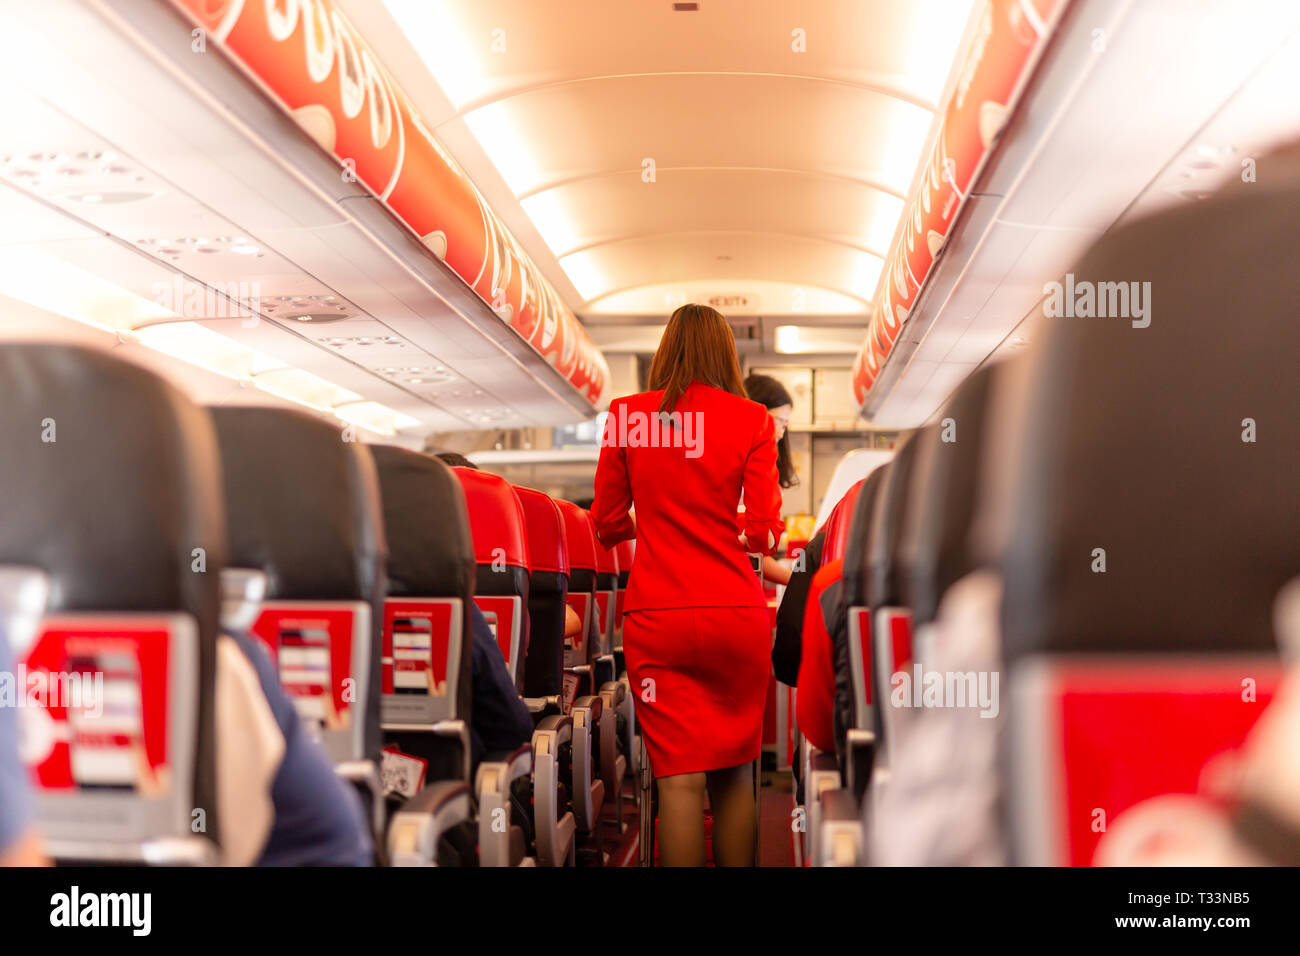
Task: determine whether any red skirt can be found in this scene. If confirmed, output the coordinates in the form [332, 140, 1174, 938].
[623, 605, 772, 778]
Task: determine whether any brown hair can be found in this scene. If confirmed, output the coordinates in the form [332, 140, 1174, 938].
[744, 373, 799, 489]
[431, 450, 477, 470]
[647, 303, 746, 413]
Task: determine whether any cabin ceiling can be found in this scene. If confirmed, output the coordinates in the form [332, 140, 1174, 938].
[346, 0, 980, 327]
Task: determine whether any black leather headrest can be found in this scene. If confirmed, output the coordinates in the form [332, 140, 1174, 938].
[209, 406, 386, 604]
[867, 431, 927, 609]
[840, 463, 890, 609]
[901, 364, 1003, 625]
[0, 342, 223, 843]
[1001, 174, 1300, 659]
[369, 446, 474, 600]
[0, 343, 227, 618]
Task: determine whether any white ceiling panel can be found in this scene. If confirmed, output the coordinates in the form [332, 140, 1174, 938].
[357, 0, 981, 318]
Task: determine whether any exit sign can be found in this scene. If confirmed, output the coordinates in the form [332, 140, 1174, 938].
[700, 293, 757, 313]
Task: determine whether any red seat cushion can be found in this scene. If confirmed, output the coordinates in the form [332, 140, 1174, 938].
[453, 467, 529, 570]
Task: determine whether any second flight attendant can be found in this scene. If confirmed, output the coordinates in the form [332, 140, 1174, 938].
[744, 373, 800, 587]
[592, 303, 783, 867]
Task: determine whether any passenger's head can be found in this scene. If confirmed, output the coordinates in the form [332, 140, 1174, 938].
[743, 373, 793, 439]
[432, 451, 478, 470]
[648, 303, 745, 413]
[744, 373, 798, 489]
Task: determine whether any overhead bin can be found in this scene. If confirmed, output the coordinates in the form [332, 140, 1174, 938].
[0, 0, 607, 437]
[853, 0, 1300, 426]
[167, 0, 608, 407]
[850, 0, 1066, 410]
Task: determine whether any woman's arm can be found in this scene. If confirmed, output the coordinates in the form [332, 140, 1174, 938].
[762, 555, 792, 586]
[591, 402, 636, 548]
[741, 409, 784, 555]
[564, 604, 582, 638]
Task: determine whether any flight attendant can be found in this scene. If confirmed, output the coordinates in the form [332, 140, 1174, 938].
[592, 303, 783, 866]
[744, 373, 799, 587]
[742, 373, 798, 490]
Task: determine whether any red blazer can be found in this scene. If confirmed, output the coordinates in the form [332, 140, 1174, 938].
[591, 382, 783, 613]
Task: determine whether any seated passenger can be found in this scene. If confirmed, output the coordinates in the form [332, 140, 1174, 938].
[217, 632, 375, 866]
[793, 557, 843, 755]
[428, 449, 476, 469]
[772, 528, 826, 686]
[0, 626, 45, 866]
[467, 602, 535, 768]
[431, 452, 537, 768]
[744, 373, 800, 587]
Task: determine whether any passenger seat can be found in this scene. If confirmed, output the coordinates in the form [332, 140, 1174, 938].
[210, 406, 390, 849]
[0, 343, 225, 864]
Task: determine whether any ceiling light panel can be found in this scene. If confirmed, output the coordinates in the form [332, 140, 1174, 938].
[558, 234, 882, 307]
[772, 325, 865, 354]
[385, 0, 976, 113]
[464, 75, 933, 204]
[519, 169, 905, 260]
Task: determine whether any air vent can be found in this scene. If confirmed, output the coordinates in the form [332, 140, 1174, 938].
[136, 235, 265, 259]
[68, 191, 154, 205]
[1, 149, 155, 205]
[263, 294, 351, 322]
[727, 316, 759, 340]
[281, 312, 346, 323]
[318, 334, 405, 348]
[2, 149, 146, 183]
[374, 365, 456, 386]
[673, 2, 699, 10]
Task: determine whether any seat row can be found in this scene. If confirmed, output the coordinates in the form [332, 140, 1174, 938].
[0, 342, 637, 866]
[790, 167, 1300, 866]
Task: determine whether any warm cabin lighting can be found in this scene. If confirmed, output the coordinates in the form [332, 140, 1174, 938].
[0, 246, 418, 434]
[333, 400, 421, 437]
[384, 0, 979, 309]
[137, 322, 288, 381]
[556, 250, 613, 304]
[774, 325, 802, 354]
[774, 325, 865, 354]
[519, 191, 586, 259]
[250, 366, 362, 413]
[382, 0, 485, 111]
[0, 246, 170, 330]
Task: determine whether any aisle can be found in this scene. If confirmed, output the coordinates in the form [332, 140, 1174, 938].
[605, 770, 796, 867]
